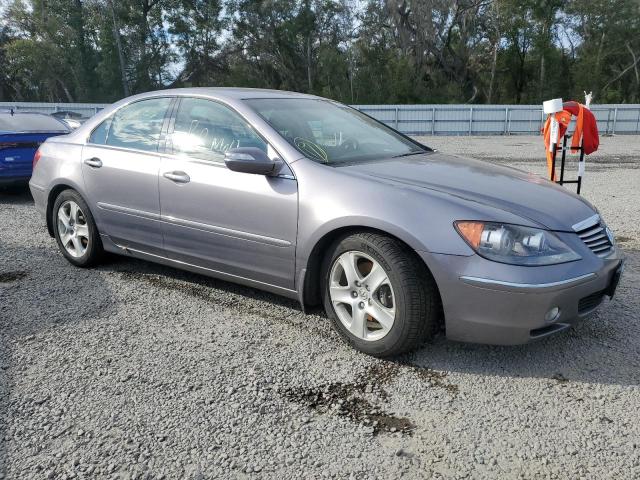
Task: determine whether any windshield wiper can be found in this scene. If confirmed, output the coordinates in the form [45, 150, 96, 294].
[392, 151, 426, 158]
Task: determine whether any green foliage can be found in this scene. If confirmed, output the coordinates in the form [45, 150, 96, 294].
[0, 0, 639, 104]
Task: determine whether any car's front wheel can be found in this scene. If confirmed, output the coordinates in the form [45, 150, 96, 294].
[52, 189, 103, 267]
[321, 232, 440, 357]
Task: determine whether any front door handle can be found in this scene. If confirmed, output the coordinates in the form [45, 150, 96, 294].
[163, 171, 190, 184]
[83, 157, 102, 168]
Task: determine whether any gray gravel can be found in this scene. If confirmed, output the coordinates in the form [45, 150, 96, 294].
[1, 136, 640, 479]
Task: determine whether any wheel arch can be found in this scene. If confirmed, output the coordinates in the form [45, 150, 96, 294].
[45, 181, 85, 237]
[298, 225, 443, 316]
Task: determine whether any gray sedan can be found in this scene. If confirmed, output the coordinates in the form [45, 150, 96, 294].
[29, 88, 623, 357]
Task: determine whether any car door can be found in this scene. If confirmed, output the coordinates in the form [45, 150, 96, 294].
[82, 96, 173, 254]
[159, 97, 298, 289]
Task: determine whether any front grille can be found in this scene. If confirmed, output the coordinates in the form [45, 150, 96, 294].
[578, 290, 605, 314]
[573, 215, 614, 258]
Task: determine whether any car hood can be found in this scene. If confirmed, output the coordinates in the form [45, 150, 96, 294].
[340, 152, 596, 231]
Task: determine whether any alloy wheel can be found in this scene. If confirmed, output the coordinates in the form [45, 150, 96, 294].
[57, 200, 90, 258]
[329, 251, 396, 341]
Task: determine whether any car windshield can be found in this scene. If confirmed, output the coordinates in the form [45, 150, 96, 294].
[244, 98, 429, 164]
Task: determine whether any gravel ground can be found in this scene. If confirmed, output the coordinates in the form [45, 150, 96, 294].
[1, 135, 639, 479]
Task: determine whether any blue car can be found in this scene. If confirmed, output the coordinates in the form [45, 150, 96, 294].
[0, 111, 70, 186]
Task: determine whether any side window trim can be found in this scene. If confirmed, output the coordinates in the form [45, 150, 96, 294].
[86, 96, 175, 153]
[158, 97, 180, 154]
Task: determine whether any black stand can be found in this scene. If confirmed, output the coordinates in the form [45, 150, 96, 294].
[550, 134, 585, 195]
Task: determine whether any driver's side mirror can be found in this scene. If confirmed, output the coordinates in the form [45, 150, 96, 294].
[224, 147, 281, 176]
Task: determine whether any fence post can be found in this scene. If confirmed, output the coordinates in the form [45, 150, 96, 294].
[431, 107, 436, 135]
[504, 107, 509, 135]
[636, 108, 640, 134]
[394, 107, 399, 130]
[469, 107, 473, 135]
[612, 107, 618, 135]
[605, 109, 611, 135]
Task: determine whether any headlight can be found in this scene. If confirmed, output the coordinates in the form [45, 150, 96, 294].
[454, 221, 581, 266]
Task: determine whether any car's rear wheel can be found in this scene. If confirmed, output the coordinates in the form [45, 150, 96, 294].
[52, 189, 103, 267]
[321, 232, 439, 357]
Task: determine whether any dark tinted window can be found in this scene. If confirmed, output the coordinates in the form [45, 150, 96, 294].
[88, 117, 112, 145]
[106, 97, 171, 152]
[0, 113, 68, 133]
[169, 97, 266, 163]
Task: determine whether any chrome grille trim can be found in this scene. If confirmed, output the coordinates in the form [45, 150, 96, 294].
[573, 214, 614, 258]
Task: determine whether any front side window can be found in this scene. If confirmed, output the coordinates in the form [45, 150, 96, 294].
[244, 98, 429, 165]
[169, 97, 267, 163]
[106, 97, 172, 152]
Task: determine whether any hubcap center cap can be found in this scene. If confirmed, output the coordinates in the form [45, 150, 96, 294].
[358, 288, 368, 299]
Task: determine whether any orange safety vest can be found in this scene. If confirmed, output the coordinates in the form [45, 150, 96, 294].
[542, 102, 599, 181]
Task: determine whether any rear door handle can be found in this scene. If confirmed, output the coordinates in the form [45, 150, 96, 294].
[83, 157, 102, 168]
[163, 171, 190, 184]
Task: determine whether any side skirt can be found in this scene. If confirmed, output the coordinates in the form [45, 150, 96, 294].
[101, 234, 301, 303]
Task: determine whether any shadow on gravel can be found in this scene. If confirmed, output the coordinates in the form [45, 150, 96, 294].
[0, 244, 117, 476]
[95, 255, 336, 338]
[0, 186, 33, 205]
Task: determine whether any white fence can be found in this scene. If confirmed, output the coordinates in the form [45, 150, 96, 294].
[2, 101, 639, 136]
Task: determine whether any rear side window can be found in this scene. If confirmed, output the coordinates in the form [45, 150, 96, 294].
[106, 97, 171, 152]
[169, 97, 266, 163]
[88, 117, 112, 145]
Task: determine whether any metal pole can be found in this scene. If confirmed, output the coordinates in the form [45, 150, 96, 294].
[469, 107, 473, 135]
[612, 107, 618, 135]
[577, 143, 585, 195]
[395, 107, 399, 130]
[559, 135, 567, 184]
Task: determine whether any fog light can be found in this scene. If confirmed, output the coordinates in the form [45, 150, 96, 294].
[545, 307, 561, 323]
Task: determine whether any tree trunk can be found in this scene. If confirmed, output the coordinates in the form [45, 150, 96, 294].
[539, 54, 545, 102]
[109, 0, 130, 97]
[307, 36, 313, 92]
[488, 40, 498, 103]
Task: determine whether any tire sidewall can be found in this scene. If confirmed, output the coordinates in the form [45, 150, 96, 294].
[321, 234, 411, 356]
[52, 190, 100, 267]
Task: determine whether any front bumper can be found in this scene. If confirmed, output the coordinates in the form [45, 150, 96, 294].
[419, 248, 623, 345]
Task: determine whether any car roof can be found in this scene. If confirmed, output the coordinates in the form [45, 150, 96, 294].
[135, 87, 320, 101]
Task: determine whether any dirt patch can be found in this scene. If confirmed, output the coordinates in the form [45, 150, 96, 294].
[283, 361, 457, 436]
[282, 381, 414, 435]
[0, 271, 29, 283]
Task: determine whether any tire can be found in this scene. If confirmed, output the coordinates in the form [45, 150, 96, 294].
[321, 231, 440, 357]
[52, 189, 103, 267]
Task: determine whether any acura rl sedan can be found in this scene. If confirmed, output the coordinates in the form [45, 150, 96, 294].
[29, 88, 623, 357]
